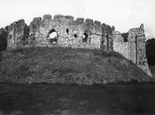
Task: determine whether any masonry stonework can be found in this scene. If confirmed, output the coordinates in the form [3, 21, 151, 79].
[6, 14, 152, 77]
[7, 19, 29, 49]
[113, 24, 152, 77]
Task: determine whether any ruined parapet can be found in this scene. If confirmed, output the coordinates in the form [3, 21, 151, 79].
[129, 24, 152, 77]
[113, 24, 152, 77]
[84, 19, 102, 48]
[29, 17, 42, 46]
[7, 23, 16, 49]
[113, 31, 136, 62]
[76, 18, 84, 23]
[7, 19, 29, 49]
[43, 14, 52, 22]
[8, 14, 115, 49]
[28, 14, 105, 48]
[101, 23, 114, 51]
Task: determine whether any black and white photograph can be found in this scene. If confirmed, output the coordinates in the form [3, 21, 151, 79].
[0, 0, 155, 114]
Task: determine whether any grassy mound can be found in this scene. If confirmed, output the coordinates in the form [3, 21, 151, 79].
[0, 47, 154, 85]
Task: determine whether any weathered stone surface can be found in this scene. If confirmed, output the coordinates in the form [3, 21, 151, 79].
[43, 14, 52, 21]
[111, 26, 115, 31]
[7, 19, 29, 49]
[113, 24, 152, 77]
[65, 15, 74, 21]
[53, 14, 64, 20]
[86, 19, 93, 25]
[76, 18, 84, 23]
[94, 21, 101, 26]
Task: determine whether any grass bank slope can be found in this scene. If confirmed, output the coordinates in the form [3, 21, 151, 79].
[0, 47, 154, 85]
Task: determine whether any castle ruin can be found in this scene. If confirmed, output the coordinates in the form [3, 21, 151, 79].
[6, 14, 152, 77]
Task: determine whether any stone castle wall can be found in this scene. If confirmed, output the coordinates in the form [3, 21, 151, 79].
[113, 31, 136, 64]
[7, 19, 29, 49]
[6, 14, 152, 77]
[113, 24, 152, 77]
[7, 14, 113, 51]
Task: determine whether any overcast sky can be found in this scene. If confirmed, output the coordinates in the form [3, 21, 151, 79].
[0, 0, 155, 39]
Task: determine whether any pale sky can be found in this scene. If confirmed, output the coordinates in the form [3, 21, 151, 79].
[0, 0, 155, 39]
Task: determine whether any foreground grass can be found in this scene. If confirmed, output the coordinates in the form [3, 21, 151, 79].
[0, 47, 154, 85]
[1, 84, 155, 115]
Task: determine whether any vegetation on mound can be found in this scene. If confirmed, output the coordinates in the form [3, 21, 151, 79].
[0, 47, 154, 85]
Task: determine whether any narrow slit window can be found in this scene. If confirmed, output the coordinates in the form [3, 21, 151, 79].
[66, 28, 69, 34]
[74, 34, 77, 38]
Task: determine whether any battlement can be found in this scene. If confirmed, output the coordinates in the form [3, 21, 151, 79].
[30, 14, 109, 32]
[25, 14, 114, 49]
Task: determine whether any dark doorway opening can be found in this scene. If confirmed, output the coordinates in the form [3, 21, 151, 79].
[121, 33, 129, 42]
[82, 32, 88, 42]
[74, 34, 77, 38]
[66, 28, 69, 35]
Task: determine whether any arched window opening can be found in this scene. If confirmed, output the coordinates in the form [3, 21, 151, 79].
[47, 29, 58, 44]
[66, 28, 69, 34]
[82, 32, 88, 42]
